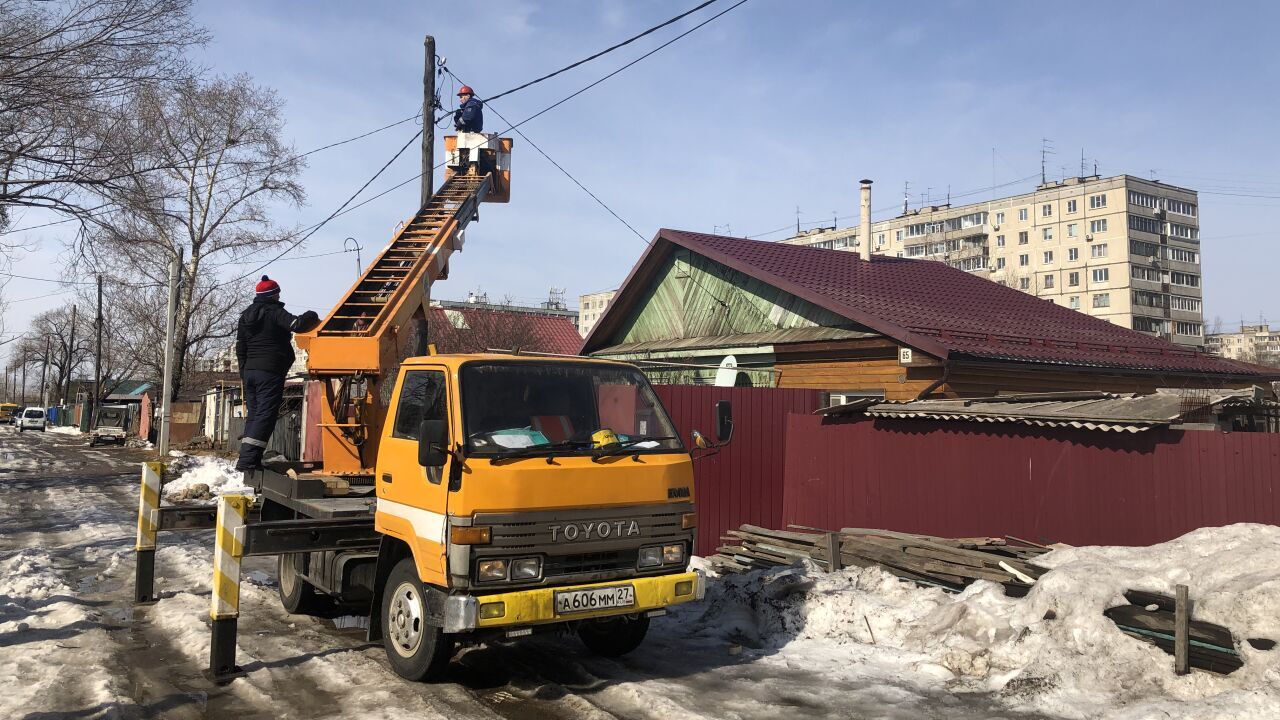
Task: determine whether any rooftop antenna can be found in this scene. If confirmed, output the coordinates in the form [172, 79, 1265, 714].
[1093, 159, 1099, 176]
[831, 210, 837, 229]
[1080, 148, 1086, 178]
[795, 205, 801, 235]
[1040, 138, 1055, 184]
[902, 181, 910, 215]
[946, 184, 951, 206]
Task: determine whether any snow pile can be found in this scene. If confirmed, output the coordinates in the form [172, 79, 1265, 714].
[162, 453, 254, 504]
[47, 425, 83, 436]
[678, 524, 1280, 720]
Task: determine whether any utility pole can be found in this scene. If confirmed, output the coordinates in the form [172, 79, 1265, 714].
[344, 237, 364, 278]
[158, 248, 183, 454]
[92, 274, 103, 428]
[421, 35, 436, 209]
[40, 336, 49, 407]
[63, 304, 77, 406]
[20, 351, 27, 405]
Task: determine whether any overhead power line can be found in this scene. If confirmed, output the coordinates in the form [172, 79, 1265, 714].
[482, 0, 720, 105]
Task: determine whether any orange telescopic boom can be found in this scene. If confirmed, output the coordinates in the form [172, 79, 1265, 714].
[296, 133, 512, 475]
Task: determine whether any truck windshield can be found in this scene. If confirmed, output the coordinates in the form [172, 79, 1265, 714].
[461, 361, 682, 457]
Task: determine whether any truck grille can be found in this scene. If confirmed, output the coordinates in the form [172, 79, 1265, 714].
[470, 502, 693, 587]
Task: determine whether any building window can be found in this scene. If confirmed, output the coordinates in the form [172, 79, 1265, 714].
[1089, 219, 1108, 234]
[1175, 321, 1202, 336]
[995, 212, 1005, 224]
[996, 234, 1006, 247]
[1019, 253, 1029, 267]
[895, 230, 903, 242]
[1066, 199, 1078, 213]
[1171, 295, 1202, 312]
[1068, 248, 1079, 261]
[1018, 231, 1029, 244]
[1131, 265, 1163, 282]
[1019, 277, 1030, 290]
[1068, 271, 1080, 287]
[1042, 204, 1053, 217]
[876, 232, 885, 247]
[1169, 223, 1198, 240]
[1044, 274, 1055, 288]
[1067, 223, 1078, 238]
[1018, 208, 1028, 221]
[1091, 243, 1108, 258]
[1167, 199, 1197, 217]
[1089, 193, 1107, 209]
[1132, 290, 1168, 308]
[1170, 271, 1200, 287]
[1069, 295, 1080, 309]
[1130, 239, 1160, 257]
[996, 257, 1006, 270]
[1093, 293, 1111, 308]
[1043, 251, 1054, 264]
[1128, 190, 1158, 208]
[1129, 215, 1160, 234]
[1042, 227, 1053, 241]
[905, 244, 926, 257]
[1167, 247, 1198, 263]
[1134, 316, 1168, 334]
[1092, 268, 1110, 283]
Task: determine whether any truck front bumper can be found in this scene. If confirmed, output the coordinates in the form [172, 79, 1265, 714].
[442, 571, 705, 633]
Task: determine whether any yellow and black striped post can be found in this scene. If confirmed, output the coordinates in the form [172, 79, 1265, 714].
[208, 493, 251, 682]
[134, 461, 165, 603]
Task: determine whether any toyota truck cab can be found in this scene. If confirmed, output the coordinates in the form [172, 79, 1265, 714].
[361, 353, 723, 679]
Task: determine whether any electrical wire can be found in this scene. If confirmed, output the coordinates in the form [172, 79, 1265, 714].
[482, 0, 720, 105]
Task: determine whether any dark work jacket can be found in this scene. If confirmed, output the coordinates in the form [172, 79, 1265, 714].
[235, 298, 318, 376]
[454, 97, 484, 132]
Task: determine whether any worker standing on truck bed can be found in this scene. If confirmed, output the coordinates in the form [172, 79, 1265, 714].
[234, 275, 319, 471]
[454, 85, 483, 132]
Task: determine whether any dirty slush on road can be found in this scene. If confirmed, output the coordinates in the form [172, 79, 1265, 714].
[1, 428, 1042, 720]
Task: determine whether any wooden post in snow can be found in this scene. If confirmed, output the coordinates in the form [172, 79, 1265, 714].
[1175, 584, 1190, 675]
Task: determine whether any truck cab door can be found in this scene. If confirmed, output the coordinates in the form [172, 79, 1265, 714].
[376, 367, 454, 587]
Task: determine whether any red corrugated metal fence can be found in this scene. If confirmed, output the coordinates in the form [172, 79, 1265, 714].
[654, 385, 823, 555]
[782, 414, 1280, 547]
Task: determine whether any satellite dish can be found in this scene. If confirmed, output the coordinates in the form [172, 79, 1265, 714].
[713, 355, 739, 387]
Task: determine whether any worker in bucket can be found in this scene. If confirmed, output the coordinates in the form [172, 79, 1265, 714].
[234, 275, 320, 472]
[453, 85, 483, 132]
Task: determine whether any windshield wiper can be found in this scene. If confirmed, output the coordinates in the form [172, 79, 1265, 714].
[489, 440, 591, 464]
[592, 436, 678, 460]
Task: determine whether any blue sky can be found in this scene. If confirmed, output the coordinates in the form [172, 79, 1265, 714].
[6, 0, 1280, 349]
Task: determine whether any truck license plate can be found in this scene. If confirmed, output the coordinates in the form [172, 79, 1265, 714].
[554, 585, 635, 614]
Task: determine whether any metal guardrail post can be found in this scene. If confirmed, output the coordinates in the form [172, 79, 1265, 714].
[134, 461, 165, 603]
[208, 493, 251, 683]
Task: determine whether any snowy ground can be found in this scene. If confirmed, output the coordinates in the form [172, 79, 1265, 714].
[1, 423, 1277, 719]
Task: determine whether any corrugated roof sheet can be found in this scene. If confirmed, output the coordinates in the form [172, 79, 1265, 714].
[593, 327, 878, 356]
[821, 388, 1265, 433]
[587, 230, 1275, 378]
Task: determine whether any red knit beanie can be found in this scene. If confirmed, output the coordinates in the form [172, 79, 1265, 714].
[255, 275, 280, 297]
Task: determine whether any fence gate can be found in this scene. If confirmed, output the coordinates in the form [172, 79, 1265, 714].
[225, 389, 303, 461]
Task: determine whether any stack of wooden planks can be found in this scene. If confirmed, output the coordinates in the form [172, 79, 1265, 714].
[709, 524, 1051, 597]
[709, 523, 1267, 676]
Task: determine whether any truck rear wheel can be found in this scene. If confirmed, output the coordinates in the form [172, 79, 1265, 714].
[381, 558, 453, 681]
[277, 553, 323, 614]
[578, 613, 650, 657]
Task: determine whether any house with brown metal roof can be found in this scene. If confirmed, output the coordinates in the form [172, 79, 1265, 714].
[581, 230, 1278, 401]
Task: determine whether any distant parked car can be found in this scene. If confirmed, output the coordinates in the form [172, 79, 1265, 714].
[18, 407, 46, 432]
[89, 404, 130, 447]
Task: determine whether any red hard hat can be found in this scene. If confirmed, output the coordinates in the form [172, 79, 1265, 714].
[457, 85, 474, 96]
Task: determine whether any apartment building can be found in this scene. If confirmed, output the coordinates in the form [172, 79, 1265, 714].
[578, 289, 617, 338]
[1208, 324, 1280, 366]
[781, 175, 1205, 347]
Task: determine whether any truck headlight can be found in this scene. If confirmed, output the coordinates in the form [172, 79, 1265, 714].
[510, 557, 541, 580]
[477, 559, 508, 581]
[638, 546, 663, 568]
[662, 544, 684, 565]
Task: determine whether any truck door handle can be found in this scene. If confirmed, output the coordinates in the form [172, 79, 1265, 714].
[380, 473, 393, 484]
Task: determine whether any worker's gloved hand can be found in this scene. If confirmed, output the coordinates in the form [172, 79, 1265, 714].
[294, 310, 321, 333]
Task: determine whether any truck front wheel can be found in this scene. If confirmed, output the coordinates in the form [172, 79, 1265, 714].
[578, 613, 650, 657]
[381, 558, 453, 681]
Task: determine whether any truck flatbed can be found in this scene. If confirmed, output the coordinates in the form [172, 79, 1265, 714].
[248, 467, 376, 520]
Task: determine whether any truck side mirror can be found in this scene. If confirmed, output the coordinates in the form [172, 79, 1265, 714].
[418, 418, 449, 467]
[715, 400, 733, 445]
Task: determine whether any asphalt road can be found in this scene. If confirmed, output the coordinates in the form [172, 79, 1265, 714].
[0, 425, 1032, 720]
